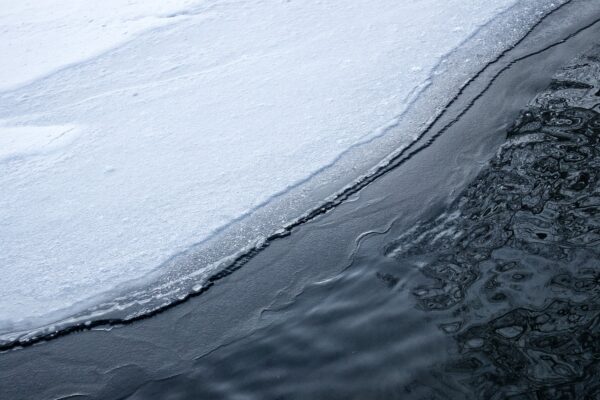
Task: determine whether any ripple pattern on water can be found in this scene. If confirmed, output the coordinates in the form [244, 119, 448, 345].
[385, 45, 600, 399]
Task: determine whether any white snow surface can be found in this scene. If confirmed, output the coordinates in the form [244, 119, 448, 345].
[0, 0, 202, 90]
[0, 0, 522, 331]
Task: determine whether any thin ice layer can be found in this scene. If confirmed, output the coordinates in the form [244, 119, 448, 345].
[0, 0, 520, 331]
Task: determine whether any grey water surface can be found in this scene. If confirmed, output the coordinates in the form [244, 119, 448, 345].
[132, 46, 600, 400]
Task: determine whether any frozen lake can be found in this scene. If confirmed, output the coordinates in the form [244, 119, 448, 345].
[0, 0, 562, 343]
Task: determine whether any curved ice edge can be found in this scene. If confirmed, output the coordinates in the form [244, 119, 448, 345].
[0, 0, 576, 351]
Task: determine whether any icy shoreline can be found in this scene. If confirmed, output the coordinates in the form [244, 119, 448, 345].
[0, 0, 568, 343]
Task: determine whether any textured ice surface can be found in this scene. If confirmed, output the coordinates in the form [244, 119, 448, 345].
[0, 123, 80, 162]
[0, 0, 203, 90]
[0, 0, 544, 334]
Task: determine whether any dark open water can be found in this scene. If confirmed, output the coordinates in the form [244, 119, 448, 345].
[2, 3, 600, 400]
[128, 47, 600, 400]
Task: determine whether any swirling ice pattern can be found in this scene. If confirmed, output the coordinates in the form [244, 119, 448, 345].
[385, 48, 600, 399]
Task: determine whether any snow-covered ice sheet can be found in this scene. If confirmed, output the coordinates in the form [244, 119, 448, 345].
[0, 123, 80, 162]
[0, 0, 539, 334]
[0, 0, 204, 91]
